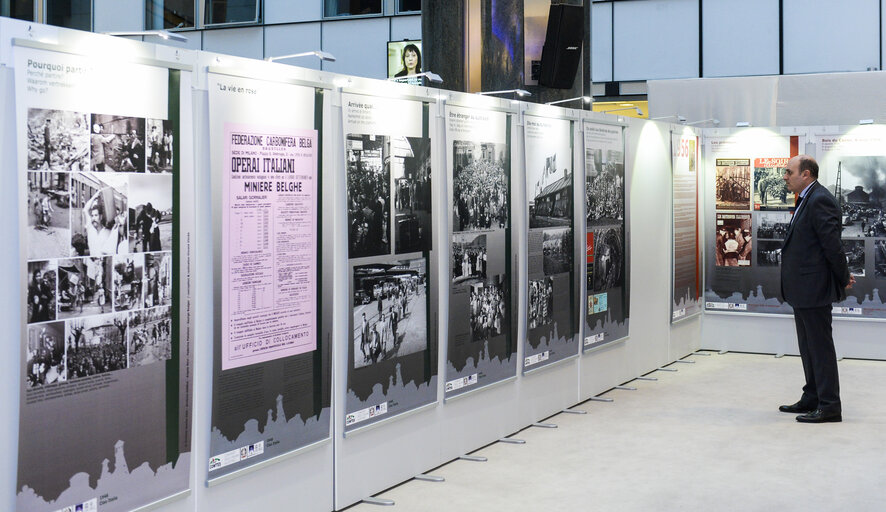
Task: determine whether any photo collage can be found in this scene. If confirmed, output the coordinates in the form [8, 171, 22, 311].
[25, 108, 174, 389]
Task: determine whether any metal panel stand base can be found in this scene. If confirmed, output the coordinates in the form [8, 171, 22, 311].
[635, 376, 658, 381]
[693, 351, 712, 356]
[531, 422, 558, 428]
[362, 497, 395, 506]
[775, 353, 785, 358]
[561, 408, 587, 414]
[589, 396, 613, 402]
[719, 350, 728, 354]
[614, 385, 637, 390]
[499, 438, 527, 444]
[674, 359, 695, 364]
[657, 367, 678, 372]
[414, 474, 445, 482]
[459, 455, 488, 462]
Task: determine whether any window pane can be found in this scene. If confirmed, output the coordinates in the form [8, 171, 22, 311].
[46, 0, 90, 30]
[146, 0, 195, 29]
[2, 0, 35, 21]
[324, 0, 382, 17]
[398, 0, 420, 13]
[205, 0, 259, 25]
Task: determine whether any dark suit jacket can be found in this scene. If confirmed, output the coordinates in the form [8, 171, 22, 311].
[780, 180, 850, 308]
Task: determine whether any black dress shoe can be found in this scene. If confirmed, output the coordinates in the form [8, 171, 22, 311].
[779, 401, 816, 414]
[796, 409, 842, 423]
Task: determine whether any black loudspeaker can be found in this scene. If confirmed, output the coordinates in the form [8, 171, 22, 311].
[538, 4, 585, 89]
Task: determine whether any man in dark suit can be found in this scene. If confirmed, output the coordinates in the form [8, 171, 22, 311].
[779, 155, 854, 423]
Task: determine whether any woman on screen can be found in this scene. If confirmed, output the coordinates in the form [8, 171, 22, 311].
[394, 44, 421, 78]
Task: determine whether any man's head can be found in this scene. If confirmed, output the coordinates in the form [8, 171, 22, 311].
[784, 155, 818, 194]
[89, 203, 103, 228]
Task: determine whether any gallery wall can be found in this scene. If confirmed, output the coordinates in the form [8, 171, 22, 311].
[0, 16, 706, 512]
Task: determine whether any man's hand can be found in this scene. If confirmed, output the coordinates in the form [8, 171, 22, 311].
[846, 275, 856, 289]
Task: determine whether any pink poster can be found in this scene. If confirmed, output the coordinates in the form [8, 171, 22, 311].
[221, 123, 318, 370]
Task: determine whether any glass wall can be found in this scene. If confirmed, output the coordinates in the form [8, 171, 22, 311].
[398, 0, 420, 13]
[46, 0, 90, 30]
[324, 0, 382, 17]
[1, 0, 35, 20]
[146, 0, 196, 29]
[205, 0, 260, 25]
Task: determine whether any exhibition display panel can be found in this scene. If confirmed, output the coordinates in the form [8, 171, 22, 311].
[341, 92, 438, 432]
[704, 130, 802, 315]
[703, 127, 886, 320]
[15, 42, 195, 512]
[444, 104, 517, 398]
[207, 71, 330, 481]
[812, 128, 886, 317]
[671, 129, 702, 321]
[583, 121, 630, 349]
[523, 114, 579, 371]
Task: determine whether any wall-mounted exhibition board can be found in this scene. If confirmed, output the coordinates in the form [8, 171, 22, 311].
[812, 127, 886, 317]
[14, 40, 195, 512]
[207, 70, 330, 483]
[341, 91, 438, 432]
[444, 104, 518, 399]
[703, 126, 886, 321]
[523, 114, 579, 371]
[583, 121, 630, 350]
[671, 129, 702, 322]
[703, 129, 802, 315]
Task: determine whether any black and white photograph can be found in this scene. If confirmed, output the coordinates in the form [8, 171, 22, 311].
[26, 108, 89, 172]
[144, 252, 172, 308]
[27, 260, 57, 324]
[70, 172, 128, 256]
[128, 174, 173, 253]
[56, 256, 113, 319]
[27, 171, 71, 259]
[65, 313, 129, 379]
[90, 114, 146, 172]
[715, 159, 751, 210]
[875, 240, 886, 278]
[452, 233, 487, 284]
[352, 259, 427, 368]
[591, 227, 624, 292]
[755, 211, 792, 240]
[585, 147, 624, 223]
[528, 277, 553, 329]
[128, 306, 172, 368]
[452, 140, 509, 231]
[753, 159, 794, 210]
[529, 152, 572, 228]
[842, 239, 865, 277]
[347, 134, 391, 258]
[393, 136, 432, 254]
[146, 118, 173, 173]
[470, 278, 506, 341]
[113, 253, 144, 311]
[26, 321, 66, 387]
[829, 157, 886, 238]
[543, 227, 573, 275]
[715, 213, 752, 267]
[757, 240, 783, 267]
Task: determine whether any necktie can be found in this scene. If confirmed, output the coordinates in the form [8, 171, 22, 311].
[790, 194, 804, 223]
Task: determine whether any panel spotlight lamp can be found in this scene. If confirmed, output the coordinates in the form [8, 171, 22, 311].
[545, 96, 591, 106]
[266, 51, 336, 63]
[477, 89, 532, 97]
[103, 30, 189, 43]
